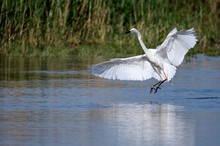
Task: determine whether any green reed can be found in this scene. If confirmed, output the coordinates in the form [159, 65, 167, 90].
[0, 0, 219, 57]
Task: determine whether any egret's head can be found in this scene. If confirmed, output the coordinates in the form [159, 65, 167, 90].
[130, 28, 138, 33]
[124, 28, 141, 38]
[125, 28, 139, 34]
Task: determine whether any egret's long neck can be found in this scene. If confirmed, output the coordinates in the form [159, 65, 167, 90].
[136, 32, 150, 55]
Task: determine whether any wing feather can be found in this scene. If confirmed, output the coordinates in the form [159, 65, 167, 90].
[156, 28, 198, 66]
[90, 55, 161, 81]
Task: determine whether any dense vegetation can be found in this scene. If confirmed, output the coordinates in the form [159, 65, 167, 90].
[0, 0, 219, 57]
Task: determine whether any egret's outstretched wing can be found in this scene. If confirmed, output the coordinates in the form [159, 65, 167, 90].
[156, 28, 197, 66]
[90, 55, 161, 81]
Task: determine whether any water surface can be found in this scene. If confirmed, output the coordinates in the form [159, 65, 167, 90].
[0, 54, 220, 146]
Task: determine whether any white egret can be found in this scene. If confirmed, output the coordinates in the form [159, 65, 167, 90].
[90, 28, 198, 93]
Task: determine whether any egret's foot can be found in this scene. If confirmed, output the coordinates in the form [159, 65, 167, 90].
[154, 86, 161, 93]
[150, 87, 154, 94]
[150, 85, 161, 94]
[150, 79, 167, 94]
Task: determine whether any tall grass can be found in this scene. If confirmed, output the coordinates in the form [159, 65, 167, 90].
[0, 0, 219, 56]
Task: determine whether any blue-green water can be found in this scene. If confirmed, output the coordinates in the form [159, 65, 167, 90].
[0, 54, 220, 146]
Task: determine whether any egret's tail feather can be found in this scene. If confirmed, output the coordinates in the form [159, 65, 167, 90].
[163, 63, 176, 81]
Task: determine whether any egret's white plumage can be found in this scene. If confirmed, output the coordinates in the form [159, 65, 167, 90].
[90, 28, 197, 93]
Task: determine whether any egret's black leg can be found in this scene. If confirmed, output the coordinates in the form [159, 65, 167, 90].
[150, 79, 167, 93]
[153, 81, 162, 87]
[150, 81, 162, 93]
[154, 79, 166, 93]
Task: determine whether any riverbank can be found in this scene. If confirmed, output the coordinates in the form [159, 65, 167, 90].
[0, 0, 219, 57]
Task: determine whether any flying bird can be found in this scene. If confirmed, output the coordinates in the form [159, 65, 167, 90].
[90, 28, 198, 93]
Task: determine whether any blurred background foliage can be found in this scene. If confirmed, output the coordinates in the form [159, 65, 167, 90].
[0, 0, 219, 57]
